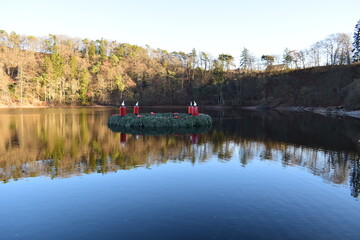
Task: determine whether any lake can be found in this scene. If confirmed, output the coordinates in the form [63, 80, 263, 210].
[0, 107, 360, 240]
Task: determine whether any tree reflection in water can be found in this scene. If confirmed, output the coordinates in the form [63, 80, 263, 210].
[351, 159, 360, 197]
[0, 107, 360, 197]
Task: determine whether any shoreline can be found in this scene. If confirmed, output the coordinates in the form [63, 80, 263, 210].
[276, 106, 360, 119]
[0, 104, 231, 109]
[239, 106, 360, 119]
[0, 104, 114, 109]
[1, 104, 360, 119]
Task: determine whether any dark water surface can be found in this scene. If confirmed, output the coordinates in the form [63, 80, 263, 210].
[1, 107, 360, 240]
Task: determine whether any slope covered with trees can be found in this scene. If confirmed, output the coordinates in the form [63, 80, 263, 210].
[0, 27, 359, 109]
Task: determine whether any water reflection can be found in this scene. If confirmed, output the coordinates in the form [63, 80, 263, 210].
[0, 108, 360, 197]
[108, 121, 212, 135]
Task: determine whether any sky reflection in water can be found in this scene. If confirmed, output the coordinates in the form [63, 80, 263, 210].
[0, 107, 360, 239]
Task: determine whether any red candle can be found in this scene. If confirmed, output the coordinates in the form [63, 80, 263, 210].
[192, 106, 198, 116]
[191, 134, 199, 144]
[188, 106, 193, 115]
[134, 102, 139, 115]
[120, 101, 127, 116]
[120, 106, 126, 116]
[188, 101, 193, 114]
[120, 133, 126, 143]
[134, 106, 139, 114]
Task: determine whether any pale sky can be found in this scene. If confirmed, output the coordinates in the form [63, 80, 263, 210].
[1, 0, 359, 59]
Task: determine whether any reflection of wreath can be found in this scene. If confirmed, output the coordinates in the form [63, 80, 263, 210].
[108, 113, 212, 135]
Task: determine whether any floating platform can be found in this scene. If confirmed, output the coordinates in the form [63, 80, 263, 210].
[108, 113, 212, 135]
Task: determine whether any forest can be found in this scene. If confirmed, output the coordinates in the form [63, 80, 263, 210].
[0, 27, 359, 108]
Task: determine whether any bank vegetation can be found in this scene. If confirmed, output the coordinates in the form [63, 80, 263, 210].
[0, 30, 359, 109]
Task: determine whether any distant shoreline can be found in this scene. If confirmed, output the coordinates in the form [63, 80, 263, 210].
[0, 104, 229, 109]
[1, 104, 360, 119]
[0, 104, 113, 109]
[238, 106, 360, 119]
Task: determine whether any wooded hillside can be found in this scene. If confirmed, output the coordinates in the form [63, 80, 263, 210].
[0, 31, 359, 109]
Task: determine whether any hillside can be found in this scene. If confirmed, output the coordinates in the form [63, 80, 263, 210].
[195, 64, 360, 110]
[1, 35, 360, 110]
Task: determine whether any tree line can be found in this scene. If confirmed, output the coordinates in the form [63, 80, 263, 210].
[0, 20, 359, 106]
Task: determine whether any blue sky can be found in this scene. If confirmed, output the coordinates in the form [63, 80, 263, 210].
[1, 0, 359, 58]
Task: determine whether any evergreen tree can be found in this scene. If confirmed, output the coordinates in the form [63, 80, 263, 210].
[240, 48, 250, 70]
[69, 55, 78, 79]
[51, 52, 64, 80]
[261, 55, 275, 67]
[115, 75, 126, 99]
[79, 69, 90, 105]
[42, 56, 54, 101]
[189, 48, 197, 69]
[200, 52, 210, 71]
[282, 48, 293, 67]
[97, 39, 107, 60]
[353, 19, 360, 63]
[88, 41, 96, 60]
[218, 54, 234, 70]
[212, 59, 225, 104]
[45, 34, 57, 53]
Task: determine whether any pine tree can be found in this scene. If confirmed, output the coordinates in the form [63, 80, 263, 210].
[88, 41, 96, 60]
[97, 39, 107, 60]
[352, 19, 360, 63]
[240, 48, 250, 70]
[218, 54, 234, 70]
[261, 55, 275, 68]
[282, 48, 293, 67]
[79, 69, 90, 105]
[69, 55, 78, 79]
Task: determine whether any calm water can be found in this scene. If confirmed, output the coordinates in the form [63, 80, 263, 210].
[0, 107, 360, 240]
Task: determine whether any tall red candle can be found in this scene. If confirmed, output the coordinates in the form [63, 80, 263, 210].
[134, 106, 139, 114]
[134, 102, 140, 115]
[120, 106, 126, 116]
[188, 105, 193, 115]
[188, 101, 193, 114]
[120, 101, 127, 116]
[192, 106, 198, 116]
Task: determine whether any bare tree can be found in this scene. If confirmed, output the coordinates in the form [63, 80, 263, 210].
[321, 33, 352, 65]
